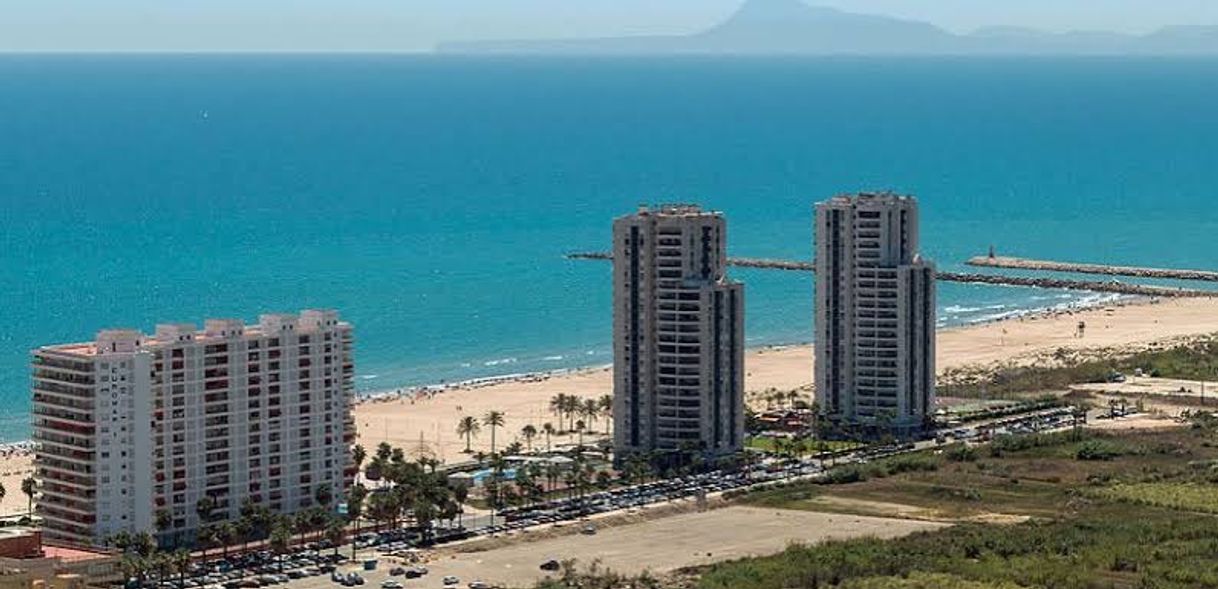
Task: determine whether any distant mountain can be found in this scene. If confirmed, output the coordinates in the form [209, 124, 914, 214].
[436, 0, 1218, 55]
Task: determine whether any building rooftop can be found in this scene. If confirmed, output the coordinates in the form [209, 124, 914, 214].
[634, 203, 721, 217]
[34, 310, 349, 358]
[825, 191, 917, 205]
[40, 544, 112, 563]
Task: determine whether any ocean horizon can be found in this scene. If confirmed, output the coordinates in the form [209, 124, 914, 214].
[3, 55, 1218, 442]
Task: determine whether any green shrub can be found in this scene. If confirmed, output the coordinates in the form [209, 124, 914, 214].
[946, 444, 979, 462]
[879, 454, 941, 475]
[1076, 440, 1124, 461]
[820, 465, 869, 485]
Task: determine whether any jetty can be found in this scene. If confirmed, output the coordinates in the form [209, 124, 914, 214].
[967, 255, 1218, 282]
[566, 252, 1218, 298]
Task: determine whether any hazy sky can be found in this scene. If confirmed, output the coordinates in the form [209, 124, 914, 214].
[3, 0, 1217, 53]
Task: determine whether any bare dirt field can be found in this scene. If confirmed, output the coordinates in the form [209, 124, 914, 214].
[422, 506, 946, 588]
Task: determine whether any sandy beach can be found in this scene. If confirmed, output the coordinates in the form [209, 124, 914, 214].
[0, 451, 34, 518]
[351, 297, 1218, 460]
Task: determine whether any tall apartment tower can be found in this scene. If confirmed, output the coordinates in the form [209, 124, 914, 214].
[612, 204, 745, 459]
[815, 193, 936, 434]
[31, 310, 355, 547]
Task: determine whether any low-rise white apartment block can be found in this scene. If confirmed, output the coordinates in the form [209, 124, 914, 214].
[31, 310, 355, 547]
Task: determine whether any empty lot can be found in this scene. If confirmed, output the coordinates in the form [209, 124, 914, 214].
[420, 506, 946, 587]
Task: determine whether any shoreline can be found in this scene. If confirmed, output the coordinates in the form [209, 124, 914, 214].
[347, 294, 1218, 461]
[0, 289, 1140, 445]
[350, 292, 1142, 408]
[0, 290, 1141, 447]
[0, 292, 1154, 451]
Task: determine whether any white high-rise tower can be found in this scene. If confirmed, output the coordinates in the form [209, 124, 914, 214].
[612, 204, 745, 459]
[815, 193, 936, 435]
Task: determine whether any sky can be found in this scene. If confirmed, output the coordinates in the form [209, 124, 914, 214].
[2, 0, 1217, 53]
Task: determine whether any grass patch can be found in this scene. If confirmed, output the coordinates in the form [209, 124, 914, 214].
[1093, 482, 1218, 514]
[842, 572, 1026, 589]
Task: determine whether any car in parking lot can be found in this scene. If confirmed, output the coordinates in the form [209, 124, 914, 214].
[441, 575, 459, 586]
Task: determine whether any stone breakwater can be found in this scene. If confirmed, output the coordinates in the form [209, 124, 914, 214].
[967, 255, 1218, 282]
[567, 253, 1218, 298]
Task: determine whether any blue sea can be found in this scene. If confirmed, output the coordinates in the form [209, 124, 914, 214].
[3, 55, 1218, 442]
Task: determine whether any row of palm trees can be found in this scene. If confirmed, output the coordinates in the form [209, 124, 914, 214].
[453, 395, 615, 457]
[548, 394, 613, 435]
[460, 419, 557, 455]
[756, 387, 808, 411]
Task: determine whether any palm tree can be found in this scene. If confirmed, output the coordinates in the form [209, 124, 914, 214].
[215, 521, 236, 560]
[151, 550, 171, 588]
[325, 517, 345, 557]
[172, 549, 191, 589]
[195, 525, 215, 565]
[364, 456, 385, 482]
[269, 518, 292, 573]
[314, 484, 334, 510]
[235, 517, 254, 555]
[483, 411, 505, 454]
[346, 484, 367, 560]
[548, 394, 568, 426]
[562, 396, 580, 432]
[155, 509, 174, 549]
[194, 496, 215, 528]
[375, 442, 393, 462]
[456, 416, 480, 453]
[520, 425, 538, 451]
[542, 423, 556, 451]
[20, 477, 36, 519]
[597, 394, 613, 436]
[574, 420, 586, 448]
[452, 483, 469, 529]
[352, 444, 367, 473]
[581, 399, 599, 433]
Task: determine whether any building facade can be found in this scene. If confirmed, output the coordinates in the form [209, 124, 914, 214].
[32, 310, 355, 547]
[612, 205, 745, 459]
[815, 193, 936, 434]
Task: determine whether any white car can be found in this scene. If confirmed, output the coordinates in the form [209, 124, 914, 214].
[380, 581, 402, 589]
[441, 576, 459, 586]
